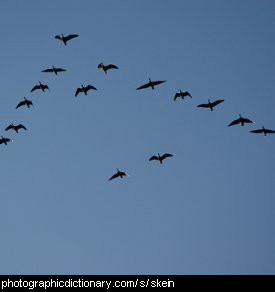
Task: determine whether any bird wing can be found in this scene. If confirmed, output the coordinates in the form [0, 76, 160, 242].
[108, 172, 120, 181]
[64, 34, 79, 42]
[106, 64, 119, 70]
[197, 103, 209, 108]
[86, 85, 97, 91]
[228, 118, 241, 127]
[54, 35, 62, 41]
[55, 68, 66, 72]
[136, 82, 150, 90]
[242, 118, 254, 124]
[149, 155, 159, 161]
[5, 125, 13, 131]
[212, 99, 224, 107]
[16, 101, 24, 109]
[75, 88, 82, 97]
[174, 93, 180, 101]
[43, 84, 49, 90]
[31, 85, 40, 92]
[250, 129, 263, 134]
[42, 68, 54, 73]
[18, 124, 27, 130]
[151, 80, 166, 86]
[265, 129, 275, 134]
[161, 153, 173, 160]
[183, 91, 192, 98]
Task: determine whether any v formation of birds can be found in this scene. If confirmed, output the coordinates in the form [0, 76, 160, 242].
[2, 33, 275, 180]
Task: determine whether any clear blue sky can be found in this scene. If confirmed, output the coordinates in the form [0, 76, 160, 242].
[0, 0, 275, 275]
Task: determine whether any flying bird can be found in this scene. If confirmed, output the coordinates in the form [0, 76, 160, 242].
[174, 90, 192, 101]
[42, 66, 66, 75]
[75, 84, 97, 97]
[31, 81, 49, 92]
[108, 169, 128, 181]
[197, 99, 224, 111]
[97, 63, 119, 74]
[228, 114, 255, 127]
[250, 126, 275, 136]
[16, 97, 33, 109]
[54, 33, 79, 45]
[5, 123, 27, 133]
[136, 78, 166, 90]
[0, 136, 13, 145]
[149, 153, 173, 164]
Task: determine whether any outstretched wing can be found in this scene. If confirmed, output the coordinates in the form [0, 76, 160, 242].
[108, 172, 120, 181]
[55, 68, 66, 72]
[42, 68, 54, 73]
[5, 124, 13, 131]
[212, 99, 224, 107]
[265, 129, 275, 134]
[228, 118, 241, 127]
[75, 88, 82, 97]
[183, 91, 192, 98]
[136, 82, 150, 90]
[54, 35, 62, 41]
[149, 155, 159, 161]
[86, 85, 97, 91]
[250, 129, 263, 134]
[16, 101, 24, 109]
[161, 153, 173, 160]
[106, 64, 119, 70]
[31, 85, 40, 92]
[174, 93, 180, 101]
[18, 124, 27, 130]
[64, 34, 79, 42]
[242, 118, 254, 124]
[197, 103, 209, 108]
[152, 80, 166, 86]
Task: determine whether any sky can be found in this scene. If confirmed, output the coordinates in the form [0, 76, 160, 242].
[0, 0, 275, 275]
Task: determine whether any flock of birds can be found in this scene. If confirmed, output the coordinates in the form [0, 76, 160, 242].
[2, 33, 275, 181]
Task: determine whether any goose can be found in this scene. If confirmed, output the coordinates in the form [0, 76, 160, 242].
[0, 136, 13, 145]
[149, 153, 173, 164]
[174, 90, 192, 101]
[250, 126, 275, 136]
[108, 169, 128, 181]
[31, 81, 49, 92]
[42, 65, 66, 75]
[136, 78, 166, 90]
[75, 84, 97, 97]
[16, 97, 33, 109]
[197, 99, 224, 111]
[228, 114, 254, 127]
[5, 123, 27, 133]
[97, 63, 119, 74]
[54, 33, 79, 45]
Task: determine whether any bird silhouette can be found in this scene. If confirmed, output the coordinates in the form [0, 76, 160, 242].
[31, 81, 49, 92]
[136, 78, 166, 90]
[97, 63, 119, 74]
[149, 153, 173, 164]
[16, 97, 33, 109]
[108, 169, 128, 181]
[75, 84, 97, 97]
[42, 66, 66, 75]
[228, 114, 254, 127]
[5, 123, 27, 133]
[250, 126, 275, 136]
[54, 34, 79, 45]
[0, 136, 13, 145]
[174, 90, 192, 101]
[197, 99, 224, 111]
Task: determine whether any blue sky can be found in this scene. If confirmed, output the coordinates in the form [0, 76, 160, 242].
[0, 0, 275, 275]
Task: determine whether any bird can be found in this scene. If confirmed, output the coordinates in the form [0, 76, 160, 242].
[250, 126, 275, 136]
[5, 123, 27, 133]
[42, 66, 66, 75]
[136, 78, 166, 90]
[197, 99, 224, 111]
[174, 90, 192, 101]
[149, 153, 173, 164]
[228, 114, 255, 127]
[54, 33, 79, 45]
[108, 169, 128, 181]
[0, 136, 13, 145]
[75, 84, 97, 97]
[31, 81, 49, 92]
[16, 97, 33, 109]
[97, 63, 119, 74]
